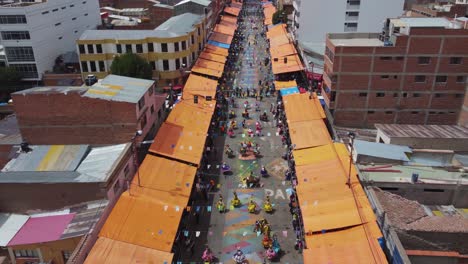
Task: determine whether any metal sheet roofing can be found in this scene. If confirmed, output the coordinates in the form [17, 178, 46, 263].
[77, 144, 129, 182]
[0, 213, 29, 246]
[175, 0, 210, 7]
[375, 124, 468, 139]
[83, 75, 153, 103]
[354, 140, 412, 162]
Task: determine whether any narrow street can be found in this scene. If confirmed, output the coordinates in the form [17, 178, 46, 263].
[205, 1, 303, 263]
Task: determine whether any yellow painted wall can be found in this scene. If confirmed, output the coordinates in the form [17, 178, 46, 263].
[11, 236, 82, 264]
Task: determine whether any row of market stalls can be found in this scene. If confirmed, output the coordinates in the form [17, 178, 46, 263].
[82, 2, 244, 263]
[263, 2, 388, 264]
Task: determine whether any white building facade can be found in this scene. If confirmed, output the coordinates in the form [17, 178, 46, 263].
[0, 0, 101, 80]
[293, 0, 405, 48]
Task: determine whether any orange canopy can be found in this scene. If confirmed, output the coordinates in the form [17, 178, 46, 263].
[199, 51, 227, 64]
[149, 122, 206, 165]
[224, 6, 240, 16]
[219, 20, 237, 28]
[195, 58, 225, 72]
[191, 66, 223, 78]
[304, 226, 388, 264]
[283, 93, 326, 123]
[271, 54, 304, 74]
[209, 32, 233, 44]
[85, 237, 174, 264]
[214, 24, 236, 36]
[267, 24, 287, 39]
[270, 43, 297, 57]
[205, 44, 229, 56]
[183, 74, 219, 97]
[269, 34, 291, 47]
[99, 191, 183, 252]
[221, 15, 237, 23]
[288, 120, 331, 150]
[274, 80, 297, 90]
[166, 101, 213, 131]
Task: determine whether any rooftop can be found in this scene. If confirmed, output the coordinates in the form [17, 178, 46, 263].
[174, 0, 211, 7]
[0, 115, 21, 145]
[375, 124, 468, 139]
[390, 17, 458, 29]
[0, 144, 129, 183]
[328, 33, 384, 47]
[0, 0, 46, 8]
[79, 13, 203, 40]
[354, 139, 412, 162]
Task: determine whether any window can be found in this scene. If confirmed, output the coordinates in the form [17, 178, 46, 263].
[125, 44, 132, 53]
[81, 61, 88, 72]
[456, 76, 465, 83]
[72, 17, 77, 20]
[124, 165, 130, 178]
[325, 46, 334, 61]
[368, 111, 375, 114]
[90, 61, 96, 72]
[413, 93, 421, 97]
[191, 35, 194, 45]
[14, 249, 39, 258]
[84, 13, 88, 16]
[136, 44, 143, 53]
[174, 42, 179, 52]
[429, 111, 436, 114]
[449, 57, 462, 65]
[175, 58, 180, 69]
[158, 109, 162, 118]
[151, 61, 156, 70]
[418, 56, 431, 64]
[98, 61, 105, 72]
[385, 111, 393, 114]
[198, 43, 202, 51]
[116, 44, 122, 54]
[348, 0, 361, 5]
[148, 86, 153, 96]
[74, 30, 78, 34]
[52, 8, 58, 12]
[96, 44, 102, 54]
[198, 27, 201, 36]
[346, 11, 359, 17]
[62, 251, 72, 262]
[113, 180, 120, 194]
[79, 45, 85, 54]
[61, 6, 66, 9]
[70, 4, 74, 7]
[82, 1, 87, 3]
[376, 92, 385, 97]
[87, 44, 94, 54]
[138, 97, 145, 110]
[10, 63, 38, 78]
[42, 11, 49, 15]
[380, 56, 392, 60]
[435, 76, 447, 83]
[393, 93, 399, 98]
[0, 15, 27, 24]
[1, 31, 30, 40]
[58, 36, 63, 40]
[423, 189, 444, 192]
[182, 57, 187, 67]
[411, 111, 419, 114]
[182, 41, 187, 50]
[55, 22, 61, 26]
[163, 60, 169, 71]
[140, 113, 147, 128]
[395, 56, 404, 61]
[402, 92, 408, 98]
[150, 105, 154, 114]
[358, 92, 367, 97]
[191, 52, 195, 61]
[5, 47, 35, 62]
[414, 75, 426, 83]
[455, 94, 464, 98]
[435, 93, 443, 98]
[148, 43, 154, 52]
[161, 43, 168, 52]
[381, 75, 389, 79]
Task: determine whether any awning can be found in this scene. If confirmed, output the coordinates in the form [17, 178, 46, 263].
[283, 93, 326, 122]
[288, 120, 331, 150]
[271, 54, 304, 74]
[279, 87, 299, 96]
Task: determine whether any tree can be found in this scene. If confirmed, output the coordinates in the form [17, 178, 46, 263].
[0, 67, 23, 87]
[272, 10, 287, 25]
[110, 53, 153, 80]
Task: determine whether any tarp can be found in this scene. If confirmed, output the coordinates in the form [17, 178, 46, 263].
[214, 24, 236, 36]
[283, 93, 326, 123]
[279, 87, 299, 96]
[99, 191, 183, 252]
[270, 43, 297, 57]
[224, 6, 240, 16]
[207, 40, 231, 50]
[205, 44, 229, 56]
[85, 237, 174, 264]
[209, 32, 233, 45]
[304, 225, 388, 264]
[199, 50, 227, 63]
[149, 122, 206, 165]
[272, 54, 304, 74]
[166, 101, 213, 132]
[274, 80, 297, 90]
[288, 120, 332, 150]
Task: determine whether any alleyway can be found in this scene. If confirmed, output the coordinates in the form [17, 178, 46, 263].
[205, 1, 303, 263]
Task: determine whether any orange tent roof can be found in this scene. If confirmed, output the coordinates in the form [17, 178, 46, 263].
[274, 80, 297, 90]
[283, 93, 326, 123]
[303, 225, 388, 264]
[166, 101, 212, 131]
[219, 20, 237, 28]
[85, 237, 174, 264]
[288, 120, 332, 150]
[231, 1, 242, 8]
[99, 191, 183, 252]
[149, 122, 206, 165]
[269, 34, 291, 47]
[195, 58, 225, 72]
[214, 24, 236, 36]
[199, 51, 227, 63]
[221, 15, 237, 23]
[270, 43, 297, 57]
[267, 24, 287, 39]
[184, 74, 219, 97]
[209, 32, 233, 44]
[293, 143, 338, 166]
[181, 93, 217, 111]
[205, 44, 229, 56]
[224, 6, 240, 16]
[191, 65, 223, 78]
[271, 54, 304, 74]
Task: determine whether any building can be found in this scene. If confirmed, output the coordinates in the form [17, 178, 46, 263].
[174, 0, 214, 30]
[292, 0, 405, 50]
[149, 3, 174, 28]
[375, 124, 468, 151]
[0, 200, 108, 264]
[322, 17, 468, 127]
[0, 115, 21, 169]
[0, 0, 101, 81]
[12, 75, 165, 145]
[408, 2, 468, 18]
[77, 13, 205, 87]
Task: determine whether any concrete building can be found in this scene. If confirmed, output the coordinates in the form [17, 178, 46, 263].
[292, 0, 405, 52]
[0, 0, 101, 81]
[376, 124, 468, 151]
[77, 13, 205, 87]
[12, 75, 166, 145]
[408, 2, 468, 18]
[174, 0, 214, 30]
[322, 17, 468, 127]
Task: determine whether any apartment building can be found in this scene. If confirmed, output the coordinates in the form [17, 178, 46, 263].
[409, 2, 468, 18]
[322, 17, 468, 127]
[77, 13, 205, 86]
[0, 0, 101, 81]
[292, 0, 405, 47]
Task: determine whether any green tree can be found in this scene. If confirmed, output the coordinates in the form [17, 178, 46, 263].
[272, 10, 287, 25]
[0, 67, 23, 88]
[110, 53, 153, 80]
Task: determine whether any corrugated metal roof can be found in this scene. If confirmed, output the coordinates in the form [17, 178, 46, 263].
[61, 200, 108, 239]
[2, 145, 89, 172]
[375, 124, 468, 139]
[83, 75, 154, 103]
[175, 0, 210, 7]
[354, 140, 411, 162]
[0, 213, 29, 246]
[77, 144, 129, 182]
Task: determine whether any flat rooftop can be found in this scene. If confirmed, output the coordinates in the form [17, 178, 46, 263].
[390, 17, 453, 28]
[328, 33, 384, 47]
[375, 124, 468, 139]
[0, 0, 46, 7]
